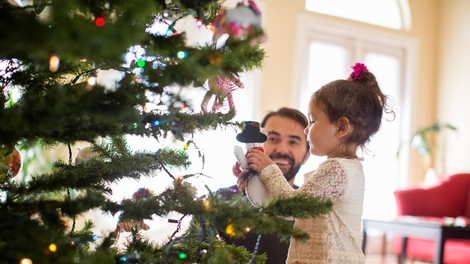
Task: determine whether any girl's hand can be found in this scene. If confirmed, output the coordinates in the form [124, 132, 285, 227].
[246, 148, 275, 173]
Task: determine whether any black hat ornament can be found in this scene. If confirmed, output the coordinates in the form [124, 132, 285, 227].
[233, 121, 271, 207]
[236, 121, 267, 143]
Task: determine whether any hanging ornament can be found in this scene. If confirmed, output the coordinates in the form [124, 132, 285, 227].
[200, 73, 244, 114]
[95, 17, 106, 27]
[212, 0, 266, 45]
[116, 188, 152, 233]
[234, 121, 271, 207]
[225, 223, 236, 237]
[1, 145, 22, 178]
[132, 187, 152, 200]
[7, 0, 47, 15]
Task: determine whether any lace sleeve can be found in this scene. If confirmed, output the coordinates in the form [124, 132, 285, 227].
[299, 159, 346, 198]
[258, 164, 296, 197]
[259, 159, 347, 199]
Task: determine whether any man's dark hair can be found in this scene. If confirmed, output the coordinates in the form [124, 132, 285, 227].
[261, 107, 309, 151]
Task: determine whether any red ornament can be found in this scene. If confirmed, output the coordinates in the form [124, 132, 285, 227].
[95, 17, 105, 27]
[2, 146, 22, 177]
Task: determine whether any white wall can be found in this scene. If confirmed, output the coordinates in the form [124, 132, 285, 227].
[437, 0, 470, 175]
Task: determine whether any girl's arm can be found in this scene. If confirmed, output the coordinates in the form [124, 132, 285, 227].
[247, 150, 347, 199]
[258, 164, 295, 197]
[246, 149, 294, 197]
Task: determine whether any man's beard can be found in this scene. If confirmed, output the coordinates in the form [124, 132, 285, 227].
[269, 153, 302, 182]
[283, 164, 301, 182]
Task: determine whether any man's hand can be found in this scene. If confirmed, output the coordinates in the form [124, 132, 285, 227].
[236, 169, 251, 192]
[233, 146, 266, 192]
[232, 161, 242, 176]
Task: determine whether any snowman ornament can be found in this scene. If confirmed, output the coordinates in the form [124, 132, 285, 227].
[233, 121, 271, 207]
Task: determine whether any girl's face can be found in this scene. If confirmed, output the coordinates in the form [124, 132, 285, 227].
[304, 99, 342, 158]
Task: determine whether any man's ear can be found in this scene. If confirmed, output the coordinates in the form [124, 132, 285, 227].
[336, 117, 352, 138]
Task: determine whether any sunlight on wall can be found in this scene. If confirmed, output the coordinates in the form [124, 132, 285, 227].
[305, 0, 408, 30]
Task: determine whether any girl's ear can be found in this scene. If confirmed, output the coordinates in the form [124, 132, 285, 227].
[335, 117, 352, 138]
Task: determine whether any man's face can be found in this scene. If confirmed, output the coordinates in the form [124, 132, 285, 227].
[262, 115, 310, 182]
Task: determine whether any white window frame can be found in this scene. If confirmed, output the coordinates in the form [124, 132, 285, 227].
[292, 13, 418, 189]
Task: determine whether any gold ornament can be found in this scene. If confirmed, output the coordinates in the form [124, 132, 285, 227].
[225, 223, 236, 237]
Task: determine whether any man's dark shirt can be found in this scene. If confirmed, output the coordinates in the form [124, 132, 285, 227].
[216, 185, 297, 264]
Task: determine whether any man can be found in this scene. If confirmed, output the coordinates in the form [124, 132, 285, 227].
[217, 107, 310, 264]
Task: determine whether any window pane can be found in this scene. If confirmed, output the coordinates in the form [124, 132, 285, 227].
[362, 53, 402, 219]
[297, 40, 405, 219]
[299, 42, 348, 114]
[296, 41, 348, 187]
[294, 13, 416, 220]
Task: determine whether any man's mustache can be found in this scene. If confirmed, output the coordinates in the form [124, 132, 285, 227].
[269, 153, 294, 165]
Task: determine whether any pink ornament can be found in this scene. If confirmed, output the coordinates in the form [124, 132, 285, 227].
[132, 187, 152, 200]
[212, 0, 266, 45]
[201, 74, 244, 114]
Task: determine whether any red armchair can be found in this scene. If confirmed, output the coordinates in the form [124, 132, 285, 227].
[393, 173, 470, 263]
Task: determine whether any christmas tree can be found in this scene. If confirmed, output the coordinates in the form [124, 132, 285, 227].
[0, 0, 332, 263]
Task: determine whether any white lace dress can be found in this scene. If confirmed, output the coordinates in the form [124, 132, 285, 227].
[258, 158, 365, 264]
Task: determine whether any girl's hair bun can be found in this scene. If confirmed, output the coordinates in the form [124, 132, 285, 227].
[350, 62, 368, 80]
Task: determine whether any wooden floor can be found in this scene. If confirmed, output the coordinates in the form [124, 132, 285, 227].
[363, 234, 431, 264]
[365, 254, 429, 264]
[365, 255, 398, 264]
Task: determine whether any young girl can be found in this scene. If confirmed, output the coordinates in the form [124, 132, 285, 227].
[243, 62, 393, 263]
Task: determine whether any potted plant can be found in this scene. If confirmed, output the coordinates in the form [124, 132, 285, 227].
[411, 122, 457, 182]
